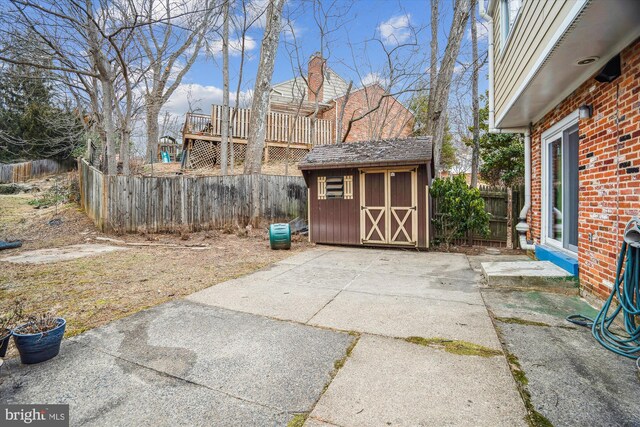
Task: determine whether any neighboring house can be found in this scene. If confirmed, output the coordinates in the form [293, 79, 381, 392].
[482, 0, 640, 302]
[270, 53, 414, 143]
[181, 53, 414, 169]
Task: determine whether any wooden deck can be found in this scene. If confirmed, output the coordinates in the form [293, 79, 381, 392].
[182, 105, 334, 148]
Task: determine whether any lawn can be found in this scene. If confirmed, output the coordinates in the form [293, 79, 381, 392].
[0, 176, 310, 356]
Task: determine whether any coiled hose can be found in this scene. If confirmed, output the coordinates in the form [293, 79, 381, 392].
[567, 218, 640, 372]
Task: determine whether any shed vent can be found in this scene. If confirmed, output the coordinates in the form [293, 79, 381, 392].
[326, 177, 344, 199]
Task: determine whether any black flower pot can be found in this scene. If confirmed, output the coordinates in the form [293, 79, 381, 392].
[0, 329, 11, 358]
[12, 318, 66, 364]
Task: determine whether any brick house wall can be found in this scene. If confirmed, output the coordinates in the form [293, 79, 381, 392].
[529, 37, 640, 301]
[321, 84, 414, 143]
[284, 54, 414, 143]
[307, 55, 324, 103]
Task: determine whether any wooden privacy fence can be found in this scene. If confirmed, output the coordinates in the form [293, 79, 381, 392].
[78, 159, 307, 233]
[0, 159, 75, 183]
[433, 185, 524, 248]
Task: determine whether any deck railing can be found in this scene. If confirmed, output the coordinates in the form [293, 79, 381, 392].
[183, 105, 334, 146]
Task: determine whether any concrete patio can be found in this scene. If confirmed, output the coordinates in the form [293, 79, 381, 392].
[1, 247, 529, 426]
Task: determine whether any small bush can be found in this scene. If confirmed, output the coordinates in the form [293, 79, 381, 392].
[28, 173, 78, 208]
[430, 175, 490, 249]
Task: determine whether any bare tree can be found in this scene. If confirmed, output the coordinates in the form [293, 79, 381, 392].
[243, 0, 286, 174]
[137, 0, 218, 164]
[470, 0, 480, 188]
[428, 0, 439, 119]
[228, 0, 267, 173]
[340, 31, 425, 142]
[0, 0, 209, 175]
[427, 0, 472, 174]
[220, 0, 230, 174]
[336, 81, 353, 143]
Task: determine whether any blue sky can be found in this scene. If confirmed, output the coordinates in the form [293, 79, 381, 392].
[164, 0, 488, 125]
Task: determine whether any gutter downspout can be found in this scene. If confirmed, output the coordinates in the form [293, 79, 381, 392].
[479, 1, 534, 250]
[516, 128, 535, 250]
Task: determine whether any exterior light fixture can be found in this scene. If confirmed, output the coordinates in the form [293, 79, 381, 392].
[579, 104, 593, 119]
[576, 56, 599, 66]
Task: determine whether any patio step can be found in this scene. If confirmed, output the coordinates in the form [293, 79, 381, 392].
[480, 261, 579, 295]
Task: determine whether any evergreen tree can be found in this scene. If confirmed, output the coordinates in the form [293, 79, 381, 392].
[0, 34, 84, 163]
[476, 94, 524, 187]
[410, 91, 457, 171]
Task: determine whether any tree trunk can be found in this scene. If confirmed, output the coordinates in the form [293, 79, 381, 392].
[146, 100, 160, 164]
[221, 0, 230, 174]
[243, 0, 286, 175]
[100, 77, 116, 175]
[428, 0, 438, 118]
[428, 0, 472, 174]
[120, 128, 130, 175]
[470, 0, 480, 189]
[336, 81, 353, 143]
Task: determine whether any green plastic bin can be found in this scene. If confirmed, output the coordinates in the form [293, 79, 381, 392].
[269, 223, 291, 250]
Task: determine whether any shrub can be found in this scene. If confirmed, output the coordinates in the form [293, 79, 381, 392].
[430, 175, 490, 249]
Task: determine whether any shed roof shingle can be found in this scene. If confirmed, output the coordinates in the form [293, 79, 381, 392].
[298, 137, 433, 170]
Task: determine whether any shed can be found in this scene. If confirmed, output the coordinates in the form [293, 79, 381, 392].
[299, 137, 434, 249]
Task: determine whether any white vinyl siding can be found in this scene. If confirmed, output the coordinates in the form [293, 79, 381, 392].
[270, 68, 350, 105]
[493, 0, 577, 122]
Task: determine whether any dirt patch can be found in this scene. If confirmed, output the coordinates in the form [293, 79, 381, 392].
[1, 244, 128, 264]
[0, 173, 312, 359]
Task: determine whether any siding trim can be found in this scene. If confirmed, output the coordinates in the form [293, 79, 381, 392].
[495, 0, 588, 128]
[531, 29, 640, 124]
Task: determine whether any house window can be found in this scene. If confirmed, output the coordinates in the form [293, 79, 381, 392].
[501, 0, 522, 44]
[326, 176, 344, 199]
[542, 111, 579, 254]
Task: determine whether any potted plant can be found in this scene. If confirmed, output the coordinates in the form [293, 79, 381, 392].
[12, 312, 66, 364]
[0, 300, 24, 358]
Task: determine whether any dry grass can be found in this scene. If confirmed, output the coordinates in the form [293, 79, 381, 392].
[0, 175, 311, 358]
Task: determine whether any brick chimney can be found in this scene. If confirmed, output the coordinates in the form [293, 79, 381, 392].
[307, 52, 325, 103]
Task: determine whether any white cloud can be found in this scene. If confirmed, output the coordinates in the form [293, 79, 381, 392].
[467, 20, 489, 41]
[207, 36, 257, 57]
[453, 63, 467, 75]
[164, 83, 253, 117]
[361, 72, 387, 87]
[378, 14, 412, 45]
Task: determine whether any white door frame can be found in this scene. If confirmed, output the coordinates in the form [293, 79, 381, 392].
[540, 109, 579, 254]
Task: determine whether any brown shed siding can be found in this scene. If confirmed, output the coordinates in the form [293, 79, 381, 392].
[306, 164, 432, 249]
[417, 164, 431, 248]
[308, 168, 361, 245]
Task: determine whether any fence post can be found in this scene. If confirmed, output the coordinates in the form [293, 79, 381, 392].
[507, 186, 513, 249]
[101, 173, 109, 232]
[78, 158, 84, 210]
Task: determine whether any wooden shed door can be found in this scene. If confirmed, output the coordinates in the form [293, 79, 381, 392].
[360, 169, 417, 246]
[361, 171, 387, 244]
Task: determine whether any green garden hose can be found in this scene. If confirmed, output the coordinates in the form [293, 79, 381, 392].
[567, 218, 640, 372]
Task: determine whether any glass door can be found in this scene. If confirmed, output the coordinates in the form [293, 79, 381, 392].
[546, 124, 579, 252]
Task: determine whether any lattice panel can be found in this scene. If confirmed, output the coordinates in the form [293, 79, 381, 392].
[266, 146, 309, 163]
[186, 141, 309, 170]
[213, 143, 248, 165]
[189, 139, 217, 169]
